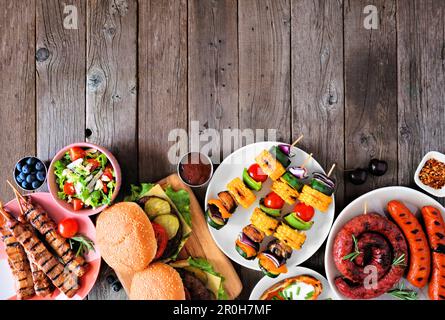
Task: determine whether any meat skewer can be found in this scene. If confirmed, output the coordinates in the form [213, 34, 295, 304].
[0, 204, 79, 298]
[0, 213, 35, 300]
[13, 197, 53, 297]
[8, 181, 87, 278]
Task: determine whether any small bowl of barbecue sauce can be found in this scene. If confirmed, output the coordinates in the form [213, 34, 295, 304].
[177, 152, 213, 188]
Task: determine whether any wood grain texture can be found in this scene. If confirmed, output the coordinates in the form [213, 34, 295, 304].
[36, 0, 86, 163]
[238, 0, 291, 142]
[86, 0, 138, 300]
[138, 0, 188, 182]
[238, 0, 291, 298]
[188, 0, 238, 163]
[397, 0, 445, 205]
[344, 0, 398, 203]
[291, 0, 344, 275]
[0, 0, 35, 199]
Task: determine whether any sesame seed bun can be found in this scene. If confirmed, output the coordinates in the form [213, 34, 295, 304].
[129, 263, 185, 300]
[96, 202, 157, 273]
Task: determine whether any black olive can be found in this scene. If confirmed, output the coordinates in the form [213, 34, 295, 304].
[112, 281, 122, 292]
[369, 159, 388, 176]
[106, 274, 116, 285]
[348, 168, 368, 185]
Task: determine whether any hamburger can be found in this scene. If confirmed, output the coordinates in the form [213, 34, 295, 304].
[96, 202, 157, 273]
[126, 183, 192, 262]
[129, 258, 227, 300]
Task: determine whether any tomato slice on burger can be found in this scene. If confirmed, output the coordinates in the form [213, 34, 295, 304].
[152, 222, 168, 260]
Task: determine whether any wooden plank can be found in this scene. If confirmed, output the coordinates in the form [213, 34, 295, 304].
[238, 0, 291, 299]
[238, 0, 291, 142]
[0, 0, 35, 199]
[138, 0, 188, 182]
[290, 0, 344, 274]
[397, 0, 445, 205]
[188, 0, 238, 162]
[86, 0, 138, 300]
[115, 175, 243, 300]
[344, 0, 398, 204]
[36, 0, 86, 164]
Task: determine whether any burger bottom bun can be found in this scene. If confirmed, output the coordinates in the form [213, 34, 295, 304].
[96, 202, 157, 273]
[130, 263, 185, 300]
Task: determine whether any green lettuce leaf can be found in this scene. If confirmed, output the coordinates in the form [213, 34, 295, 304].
[187, 257, 228, 300]
[165, 186, 192, 227]
[124, 183, 155, 202]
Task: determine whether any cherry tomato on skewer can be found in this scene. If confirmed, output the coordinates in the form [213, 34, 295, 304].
[247, 163, 268, 183]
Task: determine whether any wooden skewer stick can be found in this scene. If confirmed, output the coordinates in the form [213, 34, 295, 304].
[0, 201, 13, 222]
[291, 134, 304, 147]
[327, 163, 336, 177]
[300, 153, 313, 169]
[6, 180, 26, 202]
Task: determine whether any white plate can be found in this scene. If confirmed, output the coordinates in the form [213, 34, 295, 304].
[324, 186, 445, 300]
[205, 141, 335, 271]
[414, 151, 445, 197]
[249, 266, 335, 300]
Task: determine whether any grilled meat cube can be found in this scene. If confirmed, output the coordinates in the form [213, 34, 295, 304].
[242, 224, 265, 243]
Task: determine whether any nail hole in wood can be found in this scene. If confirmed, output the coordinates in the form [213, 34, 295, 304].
[36, 48, 50, 62]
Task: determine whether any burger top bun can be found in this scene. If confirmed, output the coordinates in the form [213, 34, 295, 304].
[130, 263, 186, 300]
[96, 202, 157, 273]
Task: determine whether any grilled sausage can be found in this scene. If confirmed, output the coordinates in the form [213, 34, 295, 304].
[20, 197, 87, 277]
[333, 213, 408, 299]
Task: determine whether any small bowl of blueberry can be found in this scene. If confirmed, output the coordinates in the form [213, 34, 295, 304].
[14, 157, 47, 191]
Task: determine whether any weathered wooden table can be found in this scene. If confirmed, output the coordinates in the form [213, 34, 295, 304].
[1, 0, 444, 300]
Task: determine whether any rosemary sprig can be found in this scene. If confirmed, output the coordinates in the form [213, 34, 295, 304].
[388, 283, 418, 300]
[392, 253, 407, 267]
[69, 234, 95, 257]
[342, 235, 362, 261]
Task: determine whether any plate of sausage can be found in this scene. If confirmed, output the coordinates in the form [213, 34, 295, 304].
[325, 186, 445, 300]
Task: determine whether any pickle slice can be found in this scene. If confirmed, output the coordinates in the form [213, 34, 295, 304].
[144, 196, 171, 219]
[154, 214, 180, 240]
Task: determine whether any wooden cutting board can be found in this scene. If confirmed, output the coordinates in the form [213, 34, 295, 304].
[115, 174, 243, 299]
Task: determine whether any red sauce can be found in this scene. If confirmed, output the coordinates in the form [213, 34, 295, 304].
[179, 153, 212, 186]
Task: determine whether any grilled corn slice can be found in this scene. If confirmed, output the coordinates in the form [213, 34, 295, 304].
[274, 223, 306, 250]
[271, 180, 300, 205]
[227, 178, 256, 208]
[255, 150, 286, 181]
[298, 185, 332, 212]
[250, 208, 279, 236]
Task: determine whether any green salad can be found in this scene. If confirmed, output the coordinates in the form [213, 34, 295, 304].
[54, 147, 116, 211]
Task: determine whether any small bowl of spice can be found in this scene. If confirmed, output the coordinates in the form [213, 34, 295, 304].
[177, 152, 214, 188]
[414, 151, 445, 197]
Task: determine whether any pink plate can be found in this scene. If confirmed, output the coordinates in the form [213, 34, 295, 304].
[0, 193, 101, 300]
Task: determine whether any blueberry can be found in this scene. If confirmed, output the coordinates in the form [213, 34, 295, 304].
[112, 282, 122, 292]
[35, 161, 44, 171]
[22, 165, 30, 174]
[26, 157, 36, 166]
[26, 174, 36, 183]
[16, 175, 23, 183]
[21, 181, 30, 190]
[36, 171, 46, 182]
[106, 275, 116, 285]
[31, 181, 41, 189]
[18, 172, 26, 181]
[16, 162, 23, 172]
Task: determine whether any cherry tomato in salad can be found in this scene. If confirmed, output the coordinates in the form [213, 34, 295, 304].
[63, 182, 75, 196]
[247, 163, 268, 183]
[102, 184, 108, 194]
[69, 147, 86, 161]
[293, 202, 314, 222]
[152, 222, 168, 260]
[86, 158, 100, 171]
[263, 192, 285, 209]
[72, 199, 84, 211]
[57, 218, 79, 238]
[103, 165, 114, 180]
